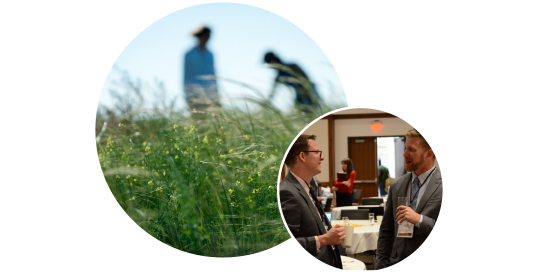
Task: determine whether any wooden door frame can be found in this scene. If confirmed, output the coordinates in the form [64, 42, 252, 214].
[347, 135, 406, 181]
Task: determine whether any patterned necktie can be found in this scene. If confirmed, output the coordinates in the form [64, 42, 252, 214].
[308, 187, 343, 269]
[309, 187, 325, 223]
[410, 176, 420, 211]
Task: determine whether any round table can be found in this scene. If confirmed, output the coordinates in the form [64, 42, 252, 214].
[331, 205, 382, 221]
[332, 220, 380, 254]
[341, 255, 367, 270]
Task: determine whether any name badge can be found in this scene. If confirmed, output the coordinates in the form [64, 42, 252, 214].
[397, 221, 413, 238]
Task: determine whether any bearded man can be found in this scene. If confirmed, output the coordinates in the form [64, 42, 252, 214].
[374, 129, 443, 269]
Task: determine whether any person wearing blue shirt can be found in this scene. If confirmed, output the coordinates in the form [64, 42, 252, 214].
[183, 26, 219, 112]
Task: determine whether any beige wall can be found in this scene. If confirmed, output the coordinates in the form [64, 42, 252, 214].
[303, 119, 329, 183]
[334, 117, 414, 179]
[304, 115, 414, 183]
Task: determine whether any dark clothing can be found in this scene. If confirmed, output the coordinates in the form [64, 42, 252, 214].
[336, 192, 353, 207]
[274, 63, 320, 108]
[280, 172, 342, 269]
[375, 168, 443, 269]
[378, 165, 390, 196]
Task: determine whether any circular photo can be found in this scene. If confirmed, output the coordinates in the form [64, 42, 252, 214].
[278, 108, 442, 269]
[95, 3, 347, 257]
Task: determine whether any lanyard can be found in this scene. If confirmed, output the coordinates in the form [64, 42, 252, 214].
[409, 167, 436, 205]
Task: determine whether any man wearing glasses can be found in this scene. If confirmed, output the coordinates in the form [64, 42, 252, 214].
[279, 135, 345, 269]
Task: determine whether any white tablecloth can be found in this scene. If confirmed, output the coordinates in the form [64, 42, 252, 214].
[331, 205, 382, 221]
[332, 220, 379, 254]
[341, 256, 367, 270]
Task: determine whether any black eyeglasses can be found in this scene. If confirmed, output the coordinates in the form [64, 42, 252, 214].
[297, 150, 323, 158]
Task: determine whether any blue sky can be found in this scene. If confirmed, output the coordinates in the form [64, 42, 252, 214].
[99, 3, 347, 114]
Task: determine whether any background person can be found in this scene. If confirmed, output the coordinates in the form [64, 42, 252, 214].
[332, 158, 355, 207]
[375, 129, 442, 270]
[263, 51, 321, 111]
[183, 25, 219, 112]
[378, 159, 390, 196]
[318, 184, 333, 208]
[280, 135, 345, 269]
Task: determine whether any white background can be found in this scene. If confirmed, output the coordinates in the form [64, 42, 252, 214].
[1, 0, 539, 273]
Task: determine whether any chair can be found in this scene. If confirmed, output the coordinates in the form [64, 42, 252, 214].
[352, 189, 363, 205]
[362, 198, 384, 205]
[365, 206, 384, 217]
[324, 198, 333, 212]
[340, 209, 370, 220]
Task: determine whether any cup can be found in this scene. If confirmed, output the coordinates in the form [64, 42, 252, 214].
[341, 224, 354, 248]
[398, 197, 409, 207]
[397, 197, 409, 225]
[369, 213, 374, 226]
[376, 215, 383, 225]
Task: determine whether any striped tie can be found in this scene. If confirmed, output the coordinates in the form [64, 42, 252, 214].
[410, 176, 420, 211]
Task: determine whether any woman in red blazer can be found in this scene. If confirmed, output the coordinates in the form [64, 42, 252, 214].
[333, 158, 356, 207]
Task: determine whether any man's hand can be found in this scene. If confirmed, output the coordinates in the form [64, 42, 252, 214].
[319, 224, 346, 246]
[396, 206, 421, 225]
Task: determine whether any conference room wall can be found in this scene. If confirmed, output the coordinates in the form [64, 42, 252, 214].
[284, 114, 417, 185]
[334, 117, 414, 180]
[302, 118, 329, 184]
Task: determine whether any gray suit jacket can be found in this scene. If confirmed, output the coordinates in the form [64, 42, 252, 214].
[280, 172, 335, 267]
[374, 167, 443, 269]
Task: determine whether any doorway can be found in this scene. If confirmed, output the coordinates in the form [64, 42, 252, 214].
[376, 136, 406, 179]
[348, 136, 406, 198]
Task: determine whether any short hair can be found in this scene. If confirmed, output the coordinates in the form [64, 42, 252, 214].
[341, 158, 354, 177]
[285, 134, 316, 167]
[264, 51, 281, 64]
[192, 26, 211, 38]
[406, 129, 435, 159]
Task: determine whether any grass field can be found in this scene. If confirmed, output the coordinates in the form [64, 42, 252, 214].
[96, 77, 345, 256]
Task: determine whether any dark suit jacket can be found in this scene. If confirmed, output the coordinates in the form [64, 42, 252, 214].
[375, 167, 443, 269]
[280, 172, 337, 268]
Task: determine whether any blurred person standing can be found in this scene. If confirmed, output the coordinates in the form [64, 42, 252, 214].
[318, 184, 333, 208]
[183, 26, 219, 112]
[280, 135, 344, 269]
[263, 52, 321, 111]
[375, 129, 442, 270]
[332, 158, 355, 207]
[378, 159, 390, 196]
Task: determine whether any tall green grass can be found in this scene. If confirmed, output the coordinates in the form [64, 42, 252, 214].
[96, 75, 345, 256]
